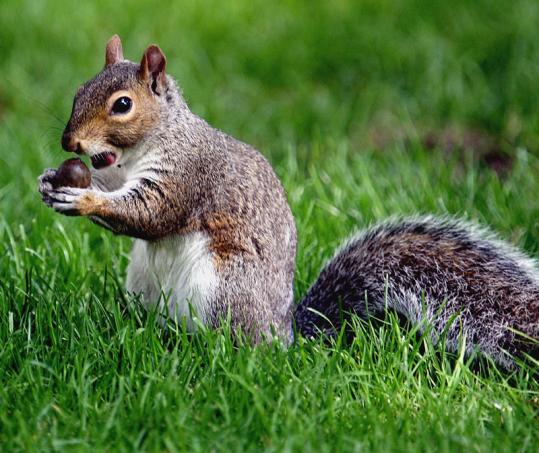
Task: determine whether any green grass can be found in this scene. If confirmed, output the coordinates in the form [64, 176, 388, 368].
[1, 0, 539, 451]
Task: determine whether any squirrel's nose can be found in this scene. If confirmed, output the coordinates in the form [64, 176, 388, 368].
[61, 132, 82, 153]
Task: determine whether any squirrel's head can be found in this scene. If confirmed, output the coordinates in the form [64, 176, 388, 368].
[62, 35, 174, 170]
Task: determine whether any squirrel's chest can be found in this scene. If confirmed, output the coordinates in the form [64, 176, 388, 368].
[125, 232, 218, 329]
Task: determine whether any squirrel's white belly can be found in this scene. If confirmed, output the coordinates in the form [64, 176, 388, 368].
[126, 232, 218, 329]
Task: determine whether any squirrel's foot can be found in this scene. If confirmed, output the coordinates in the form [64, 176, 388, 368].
[42, 186, 103, 216]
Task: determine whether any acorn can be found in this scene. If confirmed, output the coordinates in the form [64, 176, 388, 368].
[51, 158, 91, 189]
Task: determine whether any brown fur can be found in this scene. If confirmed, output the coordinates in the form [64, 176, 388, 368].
[200, 212, 255, 266]
[63, 78, 160, 152]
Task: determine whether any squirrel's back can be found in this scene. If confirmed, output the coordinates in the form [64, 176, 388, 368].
[296, 216, 539, 368]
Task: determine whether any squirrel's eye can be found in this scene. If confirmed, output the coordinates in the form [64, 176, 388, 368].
[111, 96, 132, 115]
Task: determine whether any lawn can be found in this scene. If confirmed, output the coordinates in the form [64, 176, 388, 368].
[0, 0, 538, 451]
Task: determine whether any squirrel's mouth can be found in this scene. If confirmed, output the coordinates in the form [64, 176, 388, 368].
[91, 152, 117, 169]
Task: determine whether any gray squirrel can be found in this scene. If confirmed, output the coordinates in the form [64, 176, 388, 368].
[38, 36, 538, 369]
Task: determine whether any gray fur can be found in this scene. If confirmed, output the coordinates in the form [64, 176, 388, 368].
[40, 58, 297, 343]
[296, 216, 539, 368]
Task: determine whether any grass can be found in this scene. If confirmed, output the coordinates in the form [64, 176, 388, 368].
[1, 0, 539, 451]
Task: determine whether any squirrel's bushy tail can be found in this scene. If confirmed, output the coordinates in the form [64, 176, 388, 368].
[295, 216, 539, 369]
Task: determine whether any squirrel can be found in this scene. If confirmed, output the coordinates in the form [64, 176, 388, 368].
[38, 36, 538, 369]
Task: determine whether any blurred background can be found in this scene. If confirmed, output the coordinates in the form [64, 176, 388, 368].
[3, 0, 539, 158]
[1, 0, 539, 266]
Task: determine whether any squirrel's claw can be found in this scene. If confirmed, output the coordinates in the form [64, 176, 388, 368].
[51, 187, 87, 199]
[46, 187, 88, 216]
[37, 168, 57, 195]
[38, 168, 59, 209]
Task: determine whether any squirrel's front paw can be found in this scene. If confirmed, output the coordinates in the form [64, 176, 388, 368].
[42, 186, 101, 216]
[38, 168, 57, 196]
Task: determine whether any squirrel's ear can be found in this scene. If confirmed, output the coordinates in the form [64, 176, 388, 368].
[139, 45, 167, 95]
[105, 35, 124, 66]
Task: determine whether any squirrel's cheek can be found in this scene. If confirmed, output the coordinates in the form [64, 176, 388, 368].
[106, 124, 146, 149]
